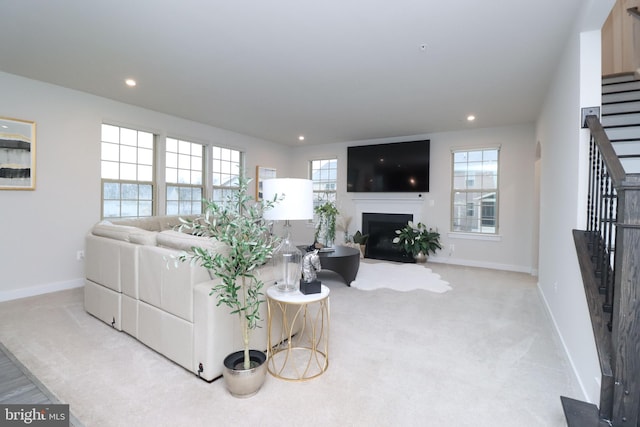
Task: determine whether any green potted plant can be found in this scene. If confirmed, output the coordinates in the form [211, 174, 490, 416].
[352, 230, 369, 258]
[314, 201, 339, 247]
[177, 175, 280, 397]
[392, 221, 442, 262]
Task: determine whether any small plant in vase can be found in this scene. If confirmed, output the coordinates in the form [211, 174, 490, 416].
[352, 230, 369, 258]
[314, 201, 339, 248]
[392, 221, 442, 262]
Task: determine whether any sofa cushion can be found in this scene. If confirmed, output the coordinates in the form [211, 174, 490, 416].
[110, 217, 164, 232]
[138, 245, 211, 322]
[129, 229, 158, 246]
[111, 215, 196, 232]
[157, 230, 229, 256]
[92, 221, 157, 245]
[91, 221, 139, 242]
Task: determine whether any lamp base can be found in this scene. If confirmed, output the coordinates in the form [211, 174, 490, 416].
[299, 279, 321, 295]
[275, 281, 298, 292]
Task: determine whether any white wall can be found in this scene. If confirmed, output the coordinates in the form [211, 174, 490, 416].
[536, 0, 615, 404]
[0, 72, 288, 301]
[0, 3, 616, 405]
[287, 123, 537, 273]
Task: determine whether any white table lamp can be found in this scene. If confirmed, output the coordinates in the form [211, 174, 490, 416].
[262, 178, 314, 292]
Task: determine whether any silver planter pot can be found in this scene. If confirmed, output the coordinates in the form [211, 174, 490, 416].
[222, 350, 267, 398]
[414, 252, 427, 263]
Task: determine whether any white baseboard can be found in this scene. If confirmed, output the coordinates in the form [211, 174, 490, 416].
[536, 282, 591, 403]
[428, 256, 535, 275]
[0, 278, 84, 303]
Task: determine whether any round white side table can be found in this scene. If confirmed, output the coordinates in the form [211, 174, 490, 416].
[266, 285, 330, 381]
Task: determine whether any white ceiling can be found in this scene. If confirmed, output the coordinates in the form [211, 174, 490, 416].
[0, 0, 586, 146]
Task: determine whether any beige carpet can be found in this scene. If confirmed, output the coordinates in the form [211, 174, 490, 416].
[0, 262, 580, 426]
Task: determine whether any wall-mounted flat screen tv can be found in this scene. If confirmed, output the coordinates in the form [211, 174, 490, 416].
[347, 140, 430, 192]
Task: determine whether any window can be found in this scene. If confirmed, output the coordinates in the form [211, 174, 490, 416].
[451, 148, 499, 234]
[101, 124, 154, 218]
[310, 158, 337, 209]
[166, 138, 204, 216]
[211, 145, 243, 204]
[466, 202, 474, 217]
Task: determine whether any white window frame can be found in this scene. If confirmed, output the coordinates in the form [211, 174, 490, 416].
[309, 158, 338, 209]
[450, 147, 500, 236]
[165, 137, 204, 216]
[211, 145, 244, 205]
[100, 124, 250, 218]
[100, 124, 155, 219]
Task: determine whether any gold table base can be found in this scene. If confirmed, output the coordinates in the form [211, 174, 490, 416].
[266, 285, 330, 381]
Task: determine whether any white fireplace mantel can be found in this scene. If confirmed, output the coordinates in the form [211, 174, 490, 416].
[349, 193, 427, 202]
[350, 196, 426, 231]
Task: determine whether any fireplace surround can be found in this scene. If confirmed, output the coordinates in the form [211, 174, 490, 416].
[362, 212, 413, 263]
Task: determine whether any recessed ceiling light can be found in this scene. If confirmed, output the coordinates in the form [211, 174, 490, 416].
[467, 115, 476, 122]
[125, 78, 137, 87]
[298, 135, 305, 141]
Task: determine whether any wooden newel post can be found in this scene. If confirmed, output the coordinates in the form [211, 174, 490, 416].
[611, 182, 640, 426]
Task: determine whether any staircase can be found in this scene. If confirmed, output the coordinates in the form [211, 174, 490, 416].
[562, 74, 640, 427]
[602, 73, 640, 173]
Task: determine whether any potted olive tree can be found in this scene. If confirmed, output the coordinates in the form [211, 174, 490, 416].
[392, 221, 442, 262]
[177, 175, 280, 397]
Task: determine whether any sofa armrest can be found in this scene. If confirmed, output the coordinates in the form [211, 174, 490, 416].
[191, 265, 288, 381]
[192, 282, 242, 380]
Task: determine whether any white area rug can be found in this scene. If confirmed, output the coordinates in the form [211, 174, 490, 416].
[350, 261, 452, 293]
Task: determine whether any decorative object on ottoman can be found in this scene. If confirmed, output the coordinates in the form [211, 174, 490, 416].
[314, 201, 339, 248]
[176, 175, 280, 397]
[262, 178, 314, 292]
[300, 250, 322, 294]
[392, 221, 442, 262]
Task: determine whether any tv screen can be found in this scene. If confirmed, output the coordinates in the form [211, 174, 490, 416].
[347, 140, 430, 192]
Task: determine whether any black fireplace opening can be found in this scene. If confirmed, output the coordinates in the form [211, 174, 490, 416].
[362, 212, 414, 263]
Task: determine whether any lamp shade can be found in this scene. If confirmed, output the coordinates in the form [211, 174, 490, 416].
[262, 178, 313, 221]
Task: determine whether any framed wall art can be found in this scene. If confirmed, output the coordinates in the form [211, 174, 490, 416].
[0, 117, 36, 190]
[256, 166, 276, 201]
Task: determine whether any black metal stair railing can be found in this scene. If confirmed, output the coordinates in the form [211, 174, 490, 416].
[586, 133, 617, 322]
[586, 115, 625, 334]
[565, 114, 640, 427]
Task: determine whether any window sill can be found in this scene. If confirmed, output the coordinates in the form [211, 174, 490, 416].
[448, 232, 502, 242]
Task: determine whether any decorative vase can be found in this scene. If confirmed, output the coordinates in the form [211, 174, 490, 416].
[414, 251, 427, 263]
[222, 350, 267, 398]
[317, 220, 335, 248]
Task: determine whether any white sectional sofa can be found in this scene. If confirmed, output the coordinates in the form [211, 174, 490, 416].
[84, 215, 278, 381]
